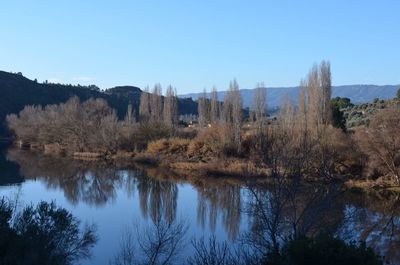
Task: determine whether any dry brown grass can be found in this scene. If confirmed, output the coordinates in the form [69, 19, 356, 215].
[345, 177, 400, 192]
[170, 159, 268, 178]
[186, 127, 224, 157]
[146, 138, 190, 154]
[44, 143, 66, 154]
[113, 150, 136, 158]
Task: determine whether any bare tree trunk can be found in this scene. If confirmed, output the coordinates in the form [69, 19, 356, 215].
[255, 83, 266, 129]
[140, 86, 151, 122]
[302, 61, 332, 136]
[198, 89, 208, 128]
[223, 79, 242, 153]
[320, 60, 332, 126]
[210, 86, 219, 126]
[279, 94, 295, 133]
[163, 85, 178, 131]
[150, 84, 163, 123]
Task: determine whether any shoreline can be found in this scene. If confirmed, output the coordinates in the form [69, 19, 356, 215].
[8, 143, 400, 195]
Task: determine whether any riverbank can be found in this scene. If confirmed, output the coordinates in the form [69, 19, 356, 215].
[2, 145, 395, 265]
[345, 179, 400, 194]
[8, 138, 400, 195]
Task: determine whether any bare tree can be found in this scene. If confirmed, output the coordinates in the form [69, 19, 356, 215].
[163, 85, 178, 130]
[210, 87, 219, 126]
[306, 64, 321, 132]
[140, 86, 151, 122]
[6, 105, 44, 144]
[7, 97, 132, 153]
[254, 83, 267, 149]
[356, 107, 400, 184]
[279, 94, 295, 133]
[187, 236, 236, 265]
[295, 80, 308, 134]
[98, 111, 120, 152]
[248, 110, 255, 123]
[150, 84, 163, 123]
[254, 83, 266, 127]
[320, 60, 332, 126]
[125, 104, 135, 125]
[303, 61, 332, 133]
[110, 218, 188, 265]
[110, 230, 136, 265]
[198, 89, 208, 128]
[222, 79, 242, 153]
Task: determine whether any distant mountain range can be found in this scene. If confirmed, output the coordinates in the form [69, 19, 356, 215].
[181, 85, 400, 108]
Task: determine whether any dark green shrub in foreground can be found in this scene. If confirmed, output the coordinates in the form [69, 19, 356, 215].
[264, 235, 382, 265]
[0, 199, 97, 265]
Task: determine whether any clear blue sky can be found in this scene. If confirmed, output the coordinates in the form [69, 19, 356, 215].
[0, 0, 399, 93]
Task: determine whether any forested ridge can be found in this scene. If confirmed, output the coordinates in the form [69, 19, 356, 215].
[0, 70, 197, 136]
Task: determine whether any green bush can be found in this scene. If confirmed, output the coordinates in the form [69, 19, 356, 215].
[264, 235, 382, 265]
[331, 97, 354, 109]
[0, 199, 97, 265]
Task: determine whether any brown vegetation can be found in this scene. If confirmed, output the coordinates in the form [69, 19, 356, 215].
[6, 62, 400, 191]
[7, 94, 175, 154]
[354, 107, 400, 185]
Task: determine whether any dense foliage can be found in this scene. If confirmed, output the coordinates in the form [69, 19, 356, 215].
[264, 235, 382, 265]
[331, 97, 354, 109]
[0, 199, 97, 265]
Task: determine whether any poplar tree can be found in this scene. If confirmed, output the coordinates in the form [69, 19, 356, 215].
[139, 86, 150, 122]
[254, 83, 267, 131]
[198, 89, 208, 128]
[222, 79, 242, 152]
[150, 83, 163, 123]
[210, 86, 219, 125]
[163, 85, 178, 130]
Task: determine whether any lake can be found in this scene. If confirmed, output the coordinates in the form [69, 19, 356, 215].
[0, 145, 399, 264]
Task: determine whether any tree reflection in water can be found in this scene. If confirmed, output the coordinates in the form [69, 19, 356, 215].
[195, 183, 242, 240]
[110, 217, 188, 265]
[135, 171, 178, 223]
[5, 148, 400, 263]
[242, 178, 345, 262]
[7, 148, 122, 206]
[340, 193, 400, 264]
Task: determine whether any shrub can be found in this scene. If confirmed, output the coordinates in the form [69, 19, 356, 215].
[264, 235, 382, 265]
[187, 139, 215, 158]
[187, 127, 225, 157]
[0, 199, 97, 265]
[146, 138, 189, 155]
[355, 107, 400, 184]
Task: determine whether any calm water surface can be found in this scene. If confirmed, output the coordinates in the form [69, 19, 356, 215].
[0, 146, 399, 264]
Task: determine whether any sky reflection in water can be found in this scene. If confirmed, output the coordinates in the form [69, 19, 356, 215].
[0, 148, 399, 264]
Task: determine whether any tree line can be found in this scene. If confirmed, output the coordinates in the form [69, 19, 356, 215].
[6, 84, 180, 153]
[142, 60, 399, 186]
[6, 61, 400, 185]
